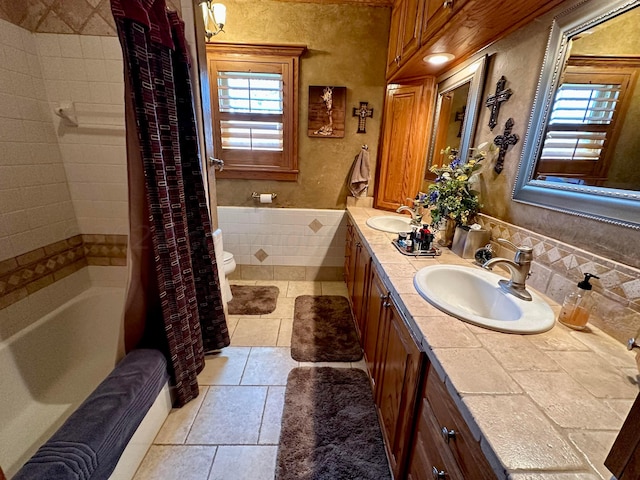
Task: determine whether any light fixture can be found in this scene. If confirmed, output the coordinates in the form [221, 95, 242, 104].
[200, 1, 226, 41]
[423, 53, 455, 66]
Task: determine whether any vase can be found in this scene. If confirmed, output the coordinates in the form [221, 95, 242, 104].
[437, 218, 456, 247]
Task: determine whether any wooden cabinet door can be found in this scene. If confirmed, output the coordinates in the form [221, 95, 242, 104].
[422, 0, 466, 42]
[377, 298, 425, 479]
[363, 266, 390, 398]
[386, 2, 403, 77]
[374, 80, 434, 211]
[399, 0, 425, 64]
[352, 240, 371, 339]
[344, 221, 355, 287]
[606, 392, 640, 479]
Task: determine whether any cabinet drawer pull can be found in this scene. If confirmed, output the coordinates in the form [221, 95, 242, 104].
[383, 301, 391, 308]
[355, 242, 361, 248]
[443, 0, 453, 8]
[441, 426, 456, 443]
[432, 466, 447, 479]
[379, 293, 387, 300]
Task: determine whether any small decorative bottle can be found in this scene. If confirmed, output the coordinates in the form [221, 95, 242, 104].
[558, 273, 599, 330]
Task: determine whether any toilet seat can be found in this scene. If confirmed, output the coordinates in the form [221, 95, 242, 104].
[222, 251, 236, 275]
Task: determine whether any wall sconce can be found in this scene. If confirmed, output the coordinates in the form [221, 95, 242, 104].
[200, 1, 226, 40]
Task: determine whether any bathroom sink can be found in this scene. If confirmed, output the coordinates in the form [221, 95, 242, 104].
[413, 265, 554, 334]
[366, 215, 413, 233]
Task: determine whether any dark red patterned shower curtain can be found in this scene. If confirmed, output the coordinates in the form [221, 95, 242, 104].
[111, 0, 229, 406]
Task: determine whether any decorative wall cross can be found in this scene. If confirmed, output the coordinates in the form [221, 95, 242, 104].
[455, 105, 466, 138]
[493, 118, 519, 174]
[485, 76, 512, 130]
[352, 101, 374, 134]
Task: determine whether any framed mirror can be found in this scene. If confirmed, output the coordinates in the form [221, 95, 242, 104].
[424, 55, 487, 182]
[513, 0, 640, 230]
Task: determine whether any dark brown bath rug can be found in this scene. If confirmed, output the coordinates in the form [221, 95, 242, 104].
[276, 367, 391, 480]
[227, 285, 279, 315]
[291, 295, 362, 362]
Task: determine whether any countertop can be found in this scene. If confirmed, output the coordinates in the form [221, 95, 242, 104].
[347, 206, 639, 479]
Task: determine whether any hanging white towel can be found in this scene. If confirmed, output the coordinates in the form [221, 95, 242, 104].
[212, 228, 233, 305]
[348, 147, 370, 197]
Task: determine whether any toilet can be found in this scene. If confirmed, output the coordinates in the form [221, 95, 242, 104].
[222, 250, 236, 276]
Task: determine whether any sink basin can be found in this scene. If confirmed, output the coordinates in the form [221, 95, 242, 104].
[366, 215, 413, 233]
[413, 265, 554, 334]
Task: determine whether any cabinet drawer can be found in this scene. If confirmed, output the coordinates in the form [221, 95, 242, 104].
[425, 371, 496, 480]
[410, 395, 463, 480]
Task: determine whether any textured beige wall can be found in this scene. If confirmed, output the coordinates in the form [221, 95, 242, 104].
[469, 2, 640, 269]
[209, 0, 390, 209]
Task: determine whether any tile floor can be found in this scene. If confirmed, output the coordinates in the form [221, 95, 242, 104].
[133, 280, 366, 480]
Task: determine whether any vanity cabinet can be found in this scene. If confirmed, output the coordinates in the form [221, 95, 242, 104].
[345, 221, 371, 339]
[606, 392, 640, 479]
[374, 80, 434, 211]
[409, 366, 497, 480]
[359, 260, 426, 479]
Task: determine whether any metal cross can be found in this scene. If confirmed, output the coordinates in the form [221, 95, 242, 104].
[493, 118, 519, 174]
[455, 105, 466, 138]
[352, 101, 374, 134]
[485, 76, 512, 131]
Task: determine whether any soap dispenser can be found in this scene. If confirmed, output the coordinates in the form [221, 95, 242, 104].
[558, 273, 599, 330]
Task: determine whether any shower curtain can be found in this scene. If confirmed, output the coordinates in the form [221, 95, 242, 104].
[111, 0, 229, 406]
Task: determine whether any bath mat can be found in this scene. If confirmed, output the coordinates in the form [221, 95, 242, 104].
[291, 295, 362, 362]
[276, 367, 391, 480]
[227, 285, 279, 315]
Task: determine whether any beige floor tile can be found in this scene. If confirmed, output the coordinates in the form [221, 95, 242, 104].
[133, 445, 216, 480]
[186, 386, 267, 445]
[298, 361, 352, 368]
[351, 358, 368, 371]
[208, 446, 277, 480]
[258, 386, 285, 444]
[154, 386, 208, 444]
[199, 347, 251, 386]
[255, 279, 289, 296]
[232, 318, 280, 346]
[222, 312, 238, 333]
[285, 281, 322, 298]
[260, 296, 295, 319]
[241, 347, 298, 385]
[321, 281, 349, 296]
[277, 318, 293, 347]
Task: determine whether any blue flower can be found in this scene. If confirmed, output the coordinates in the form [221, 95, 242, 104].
[429, 190, 439, 203]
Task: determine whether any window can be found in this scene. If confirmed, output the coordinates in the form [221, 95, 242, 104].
[534, 56, 637, 185]
[206, 44, 306, 180]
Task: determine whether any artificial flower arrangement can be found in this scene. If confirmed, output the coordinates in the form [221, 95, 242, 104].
[424, 146, 488, 227]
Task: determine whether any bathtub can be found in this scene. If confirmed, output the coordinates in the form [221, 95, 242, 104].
[0, 286, 171, 479]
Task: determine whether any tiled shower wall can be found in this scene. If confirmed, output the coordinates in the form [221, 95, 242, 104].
[0, 19, 79, 261]
[218, 207, 348, 280]
[36, 32, 129, 235]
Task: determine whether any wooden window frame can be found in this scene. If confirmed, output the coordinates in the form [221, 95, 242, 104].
[534, 55, 639, 185]
[206, 43, 306, 181]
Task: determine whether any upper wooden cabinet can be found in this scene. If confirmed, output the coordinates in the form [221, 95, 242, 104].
[387, 0, 426, 77]
[374, 79, 435, 211]
[386, 0, 567, 80]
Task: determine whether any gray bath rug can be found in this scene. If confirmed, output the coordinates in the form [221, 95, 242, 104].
[291, 295, 362, 362]
[276, 367, 391, 480]
[227, 285, 279, 315]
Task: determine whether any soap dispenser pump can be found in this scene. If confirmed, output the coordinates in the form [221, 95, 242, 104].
[558, 273, 599, 330]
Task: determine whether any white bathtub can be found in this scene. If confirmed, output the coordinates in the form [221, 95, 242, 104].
[0, 286, 171, 479]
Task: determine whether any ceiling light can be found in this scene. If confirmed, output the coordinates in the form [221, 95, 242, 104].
[423, 53, 455, 65]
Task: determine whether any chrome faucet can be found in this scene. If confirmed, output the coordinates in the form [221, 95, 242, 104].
[396, 200, 423, 226]
[482, 238, 533, 301]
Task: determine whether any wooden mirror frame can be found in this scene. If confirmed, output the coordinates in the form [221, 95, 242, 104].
[425, 55, 488, 180]
[513, 0, 640, 230]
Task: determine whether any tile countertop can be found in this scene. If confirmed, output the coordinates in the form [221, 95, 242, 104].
[347, 206, 639, 480]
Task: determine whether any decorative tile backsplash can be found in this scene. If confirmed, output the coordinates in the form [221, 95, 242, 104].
[478, 214, 640, 344]
[0, 0, 181, 35]
[0, 234, 127, 310]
